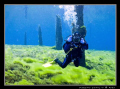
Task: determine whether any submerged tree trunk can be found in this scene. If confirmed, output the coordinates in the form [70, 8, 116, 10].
[74, 5, 86, 67]
[38, 25, 42, 46]
[24, 32, 27, 45]
[55, 15, 63, 50]
[75, 5, 84, 29]
[72, 22, 76, 34]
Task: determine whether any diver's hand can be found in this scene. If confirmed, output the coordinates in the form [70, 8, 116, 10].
[80, 38, 85, 44]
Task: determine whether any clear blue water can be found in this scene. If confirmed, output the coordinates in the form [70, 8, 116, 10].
[5, 5, 116, 51]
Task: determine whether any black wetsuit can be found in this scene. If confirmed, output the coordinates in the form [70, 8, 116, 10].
[55, 38, 88, 68]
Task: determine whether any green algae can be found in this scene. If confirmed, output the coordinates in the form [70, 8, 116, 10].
[14, 79, 34, 85]
[5, 45, 116, 85]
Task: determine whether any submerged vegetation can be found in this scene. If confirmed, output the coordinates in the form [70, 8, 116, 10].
[5, 45, 116, 85]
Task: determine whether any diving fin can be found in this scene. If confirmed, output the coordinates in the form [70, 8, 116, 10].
[42, 61, 54, 67]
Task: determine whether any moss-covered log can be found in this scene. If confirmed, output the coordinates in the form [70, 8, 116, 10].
[38, 25, 42, 46]
[55, 15, 63, 50]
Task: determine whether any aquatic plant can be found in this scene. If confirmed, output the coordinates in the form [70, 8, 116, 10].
[5, 45, 116, 85]
[79, 25, 87, 38]
[14, 79, 34, 85]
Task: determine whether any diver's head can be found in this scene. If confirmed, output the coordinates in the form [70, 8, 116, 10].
[72, 32, 80, 43]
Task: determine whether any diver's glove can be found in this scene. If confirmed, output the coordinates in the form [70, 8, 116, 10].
[80, 38, 85, 44]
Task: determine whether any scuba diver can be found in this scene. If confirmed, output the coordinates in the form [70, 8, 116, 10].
[54, 31, 88, 68]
